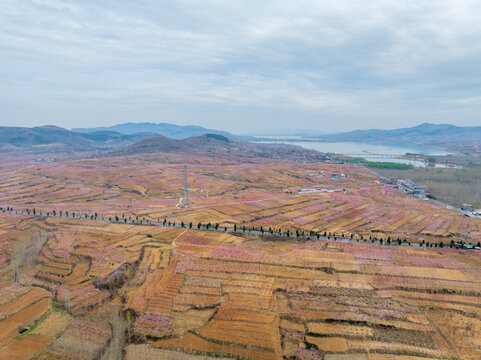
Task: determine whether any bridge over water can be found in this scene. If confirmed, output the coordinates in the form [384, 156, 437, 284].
[341, 153, 422, 159]
[339, 153, 460, 168]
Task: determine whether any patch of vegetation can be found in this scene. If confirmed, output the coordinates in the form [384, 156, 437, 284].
[304, 339, 318, 350]
[206, 133, 230, 142]
[22, 310, 51, 336]
[363, 162, 414, 170]
[343, 156, 414, 169]
[344, 157, 366, 163]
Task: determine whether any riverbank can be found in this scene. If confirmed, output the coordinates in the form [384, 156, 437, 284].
[253, 139, 455, 168]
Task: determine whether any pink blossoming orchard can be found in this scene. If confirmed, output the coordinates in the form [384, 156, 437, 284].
[0, 153, 480, 359]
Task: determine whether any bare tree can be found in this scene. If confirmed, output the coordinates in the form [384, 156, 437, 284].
[11, 231, 47, 283]
[101, 308, 131, 360]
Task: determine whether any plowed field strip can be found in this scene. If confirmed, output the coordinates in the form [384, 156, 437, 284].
[0, 287, 50, 320]
[0, 297, 50, 346]
[152, 333, 277, 360]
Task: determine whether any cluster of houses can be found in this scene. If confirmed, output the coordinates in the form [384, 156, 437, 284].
[307, 171, 347, 181]
[395, 179, 430, 200]
[461, 203, 476, 212]
[29, 157, 54, 163]
[297, 188, 351, 195]
[330, 173, 347, 181]
[395, 181, 480, 218]
[308, 171, 325, 179]
[462, 204, 481, 218]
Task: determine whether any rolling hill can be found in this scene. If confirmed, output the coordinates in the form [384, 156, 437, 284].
[311, 123, 481, 146]
[115, 133, 327, 162]
[116, 134, 233, 155]
[73, 122, 233, 139]
[0, 125, 153, 153]
[0, 125, 326, 162]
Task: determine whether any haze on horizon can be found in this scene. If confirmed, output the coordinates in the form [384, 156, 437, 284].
[1, 0, 481, 134]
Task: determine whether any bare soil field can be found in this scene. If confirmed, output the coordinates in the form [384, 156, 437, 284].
[1, 153, 479, 245]
[0, 212, 480, 359]
[0, 153, 480, 359]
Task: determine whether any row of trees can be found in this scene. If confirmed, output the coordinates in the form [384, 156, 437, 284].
[2, 206, 479, 248]
[1, 207, 152, 224]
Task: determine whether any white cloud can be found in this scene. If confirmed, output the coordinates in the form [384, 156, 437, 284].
[449, 96, 481, 105]
[0, 0, 480, 131]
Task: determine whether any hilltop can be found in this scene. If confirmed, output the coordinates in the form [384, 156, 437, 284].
[115, 133, 326, 162]
[0, 123, 237, 154]
[73, 122, 233, 139]
[0, 125, 153, 153]
[311, 123, 481, 149]
[120, 133, 231, 154]
[0, 125, 327, 163]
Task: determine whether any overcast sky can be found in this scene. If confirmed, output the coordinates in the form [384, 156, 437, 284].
[1, 0, 481, 133]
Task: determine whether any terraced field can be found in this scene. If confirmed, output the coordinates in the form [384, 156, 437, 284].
[0, 213, 480, 359]
[1, 152, 481, 359]
[1, 153, 480, 246]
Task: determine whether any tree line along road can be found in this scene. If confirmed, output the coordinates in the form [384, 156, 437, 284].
[2, 206, 479, 249]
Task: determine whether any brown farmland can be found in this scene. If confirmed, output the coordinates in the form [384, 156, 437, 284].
[0, 153, 480, 359]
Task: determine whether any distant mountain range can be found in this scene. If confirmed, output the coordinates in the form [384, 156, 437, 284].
[0, 125, 326, 162]
[0, 125, 153, 153]
[0, 122, 234, 153]
[73, 122, 233, 139]
[2, 122, 479, 155]
[247, 129, 325, 137]
[310, 123, 481, 146]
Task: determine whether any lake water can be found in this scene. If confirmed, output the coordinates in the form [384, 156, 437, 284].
[255, 139, 450, 155]
[254, 139, 455, 168]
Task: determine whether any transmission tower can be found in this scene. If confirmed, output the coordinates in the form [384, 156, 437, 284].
[183, 164, 190, 208]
